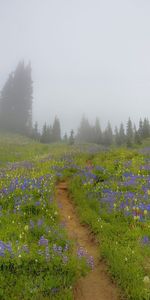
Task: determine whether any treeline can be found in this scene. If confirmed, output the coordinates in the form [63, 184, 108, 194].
[75, 116, 150, 147]
[33, 115, 150, 147]
[0, 61, 150, 147]
[32, 119, 75, 145]
[32, 117, 61, 143]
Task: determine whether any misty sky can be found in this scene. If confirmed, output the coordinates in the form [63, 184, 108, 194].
[0, 0, 150, 134]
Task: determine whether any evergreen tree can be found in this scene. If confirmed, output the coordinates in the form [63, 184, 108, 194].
[77, 116, 92, 143]
[41, 123, 48, 143]
[32, 121, 40, 140]
[47, 125, 53, 143]
[69, 129, 75, 145]
[142, 118, 150, 138]
[0, 73, 14, 131]
[94, 118, 102, 144]
[134, 129, 142, 144]
[0, 61, 33, 135]
[103, 121, 113, 146]
[138, 119, 143, 140]
[52, 116, 61, 142]
[119, 123, 126, 145]
[114, 126, 120, 146]
[126, 118, 133, 147]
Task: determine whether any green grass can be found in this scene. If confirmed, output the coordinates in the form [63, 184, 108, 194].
[1, 132, 150, 299]
[66, 148, 150, 299]
[0, 133, 89, 300]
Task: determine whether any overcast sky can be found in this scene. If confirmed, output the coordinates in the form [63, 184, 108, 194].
[0, 0, 150, 134]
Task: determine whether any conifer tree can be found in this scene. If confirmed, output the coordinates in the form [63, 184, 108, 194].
[138, 119, 143, 140]
[32, 121, 40, 140]
[142, 118, 150, 138]
[114, 126, 120, 146]
[94, 118, 102, 144]
[69, 129, 75, 145]
[119, 123, 126, 145]
[126, 118, 133, 147]
[52, 116, 61, 142]
[77, 116, 91, 143]
[103, 122, 113, 146]
[0, 61, 33, 135]
[41, 123, 48, 143]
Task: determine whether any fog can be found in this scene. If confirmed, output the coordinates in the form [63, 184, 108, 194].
[0, 0, 150, 134]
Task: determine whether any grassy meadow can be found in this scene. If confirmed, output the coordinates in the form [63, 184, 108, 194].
[0, 133, 150, 299]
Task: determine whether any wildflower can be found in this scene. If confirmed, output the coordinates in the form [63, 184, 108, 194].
[53, 244, 57, 252]
[37, 219, 43, 227]
[141, 236, 149, 245]
[38, 236, 48, 246]
[57, 246, 62, 254]
[22, 245, 29, 253]
[87, 255, 94, 269]
[77, 246, 87, 258]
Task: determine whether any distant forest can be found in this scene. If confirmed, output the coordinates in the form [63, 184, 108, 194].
[0, 61, 150, 147]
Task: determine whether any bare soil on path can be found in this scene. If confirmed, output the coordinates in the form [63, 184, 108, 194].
[56, 181, 122, 300]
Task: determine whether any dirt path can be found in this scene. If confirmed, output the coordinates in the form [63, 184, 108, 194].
[56, 181, 121, 300]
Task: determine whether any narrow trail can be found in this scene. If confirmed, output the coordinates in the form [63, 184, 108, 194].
[56, 181, 121, 300]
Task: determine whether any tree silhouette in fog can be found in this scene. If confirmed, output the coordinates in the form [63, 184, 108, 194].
[0, 61, 33, 135]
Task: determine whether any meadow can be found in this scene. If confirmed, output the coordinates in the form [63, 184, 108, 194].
[0, 134, 89, 300]
[0, 133, 150, 299]
[68, 147, 150, 299]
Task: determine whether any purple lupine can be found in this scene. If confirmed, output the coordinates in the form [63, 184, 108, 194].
[64, 243, 69, 251]
[0, 241, 5, 256]
[77, 246, 87, 258]
[38, 236, 48, 246]
[57, 246, 62, 255]
[37, 219, 44, 227]
[0, 241, 12, 256]
[30, 220, 34, 229]
[87, 255, 94, 269]
[52, 244, 57, 252]
[45, 246, 50, 261]
[22, 245, 29, 253]
[141, 236, 149, 245]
